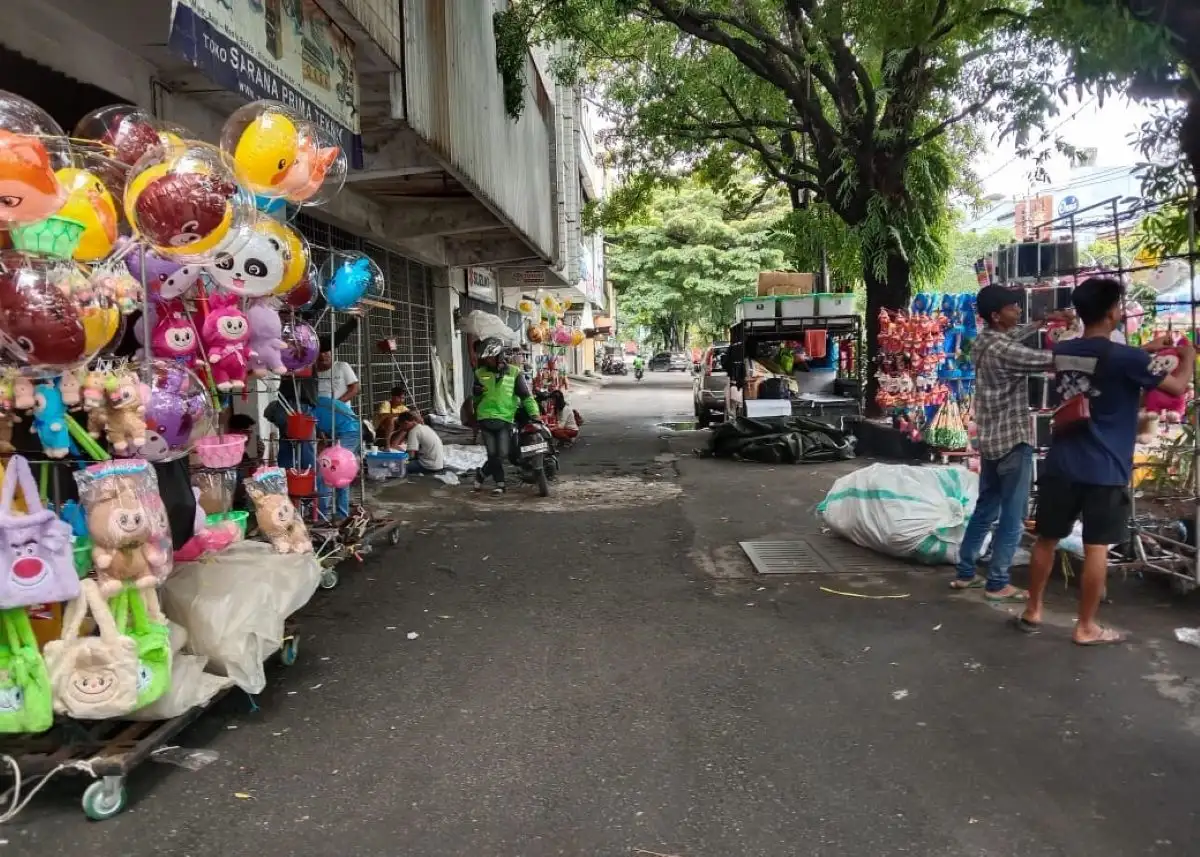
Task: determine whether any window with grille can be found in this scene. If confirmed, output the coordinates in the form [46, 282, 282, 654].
[292, 213, 437, 415]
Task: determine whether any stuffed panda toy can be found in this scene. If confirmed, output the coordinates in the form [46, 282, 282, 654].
[206, 231, 286, 297]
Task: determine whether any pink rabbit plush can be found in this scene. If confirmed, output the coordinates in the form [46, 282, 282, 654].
[151, 299, 200, 369]
[246, 302, 288, 376]
[201, 294, 250, 392]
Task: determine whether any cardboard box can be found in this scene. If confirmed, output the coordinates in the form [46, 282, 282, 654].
[757, 272, 814, 296]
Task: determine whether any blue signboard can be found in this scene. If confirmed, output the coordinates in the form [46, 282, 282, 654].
[168, 1, 363, 169]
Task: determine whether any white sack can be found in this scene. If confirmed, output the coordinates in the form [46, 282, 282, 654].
[818, 464, 978, 564]
[458, 310, 519, 344]
[128, 654, 234, 721]
[160, 541, 321, 693]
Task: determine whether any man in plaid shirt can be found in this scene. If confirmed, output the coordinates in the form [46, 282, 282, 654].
[951, 285, 1058, 601]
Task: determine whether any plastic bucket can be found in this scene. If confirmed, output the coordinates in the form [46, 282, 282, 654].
[286, 413, 317, 440]
[226, 510, 249, 538]
[195, 434, 248, 469]
[286, 467, 316, 497]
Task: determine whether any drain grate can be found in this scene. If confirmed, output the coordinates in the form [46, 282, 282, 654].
[740, 537, 905, 575]
[740, 539, 834, 575]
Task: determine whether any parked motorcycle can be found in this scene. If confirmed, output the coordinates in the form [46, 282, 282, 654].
[510, 420, 558, 496]
[601, 357, 628, 376]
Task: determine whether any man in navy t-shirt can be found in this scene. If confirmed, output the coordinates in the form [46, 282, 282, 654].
[1020, 278, 1192, 645]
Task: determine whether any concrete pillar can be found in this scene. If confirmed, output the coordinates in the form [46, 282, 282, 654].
[436, 269, 466, 412]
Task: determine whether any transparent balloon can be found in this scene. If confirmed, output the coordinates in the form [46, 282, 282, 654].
[54, 150, 125, 262]
[319, 250, 384, 311]
[0, 252, 117, 374]
[123, 141, 256, 264]
[89, 261, 143, 316]
[282, 272, 319, 311]
[73, 105, 164, 167]
[0, 90, 70, 225]
[279, 317, 319, 372]
[221, 101, 318, 201]
[285, 122, 346, 207]
[135, 359, 217, 462]
[259, 218, 309, 296]
[204, 214, 293, 297]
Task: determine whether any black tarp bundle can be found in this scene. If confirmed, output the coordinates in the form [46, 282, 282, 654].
[704, 416, 856, 465]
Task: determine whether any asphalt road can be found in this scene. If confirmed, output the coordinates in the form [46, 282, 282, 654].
[9, 372, 1200, 856]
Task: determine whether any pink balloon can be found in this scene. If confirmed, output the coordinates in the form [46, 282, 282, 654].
[318, 444, 358, 488]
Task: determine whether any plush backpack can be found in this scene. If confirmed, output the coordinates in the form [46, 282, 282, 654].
[44, 579, 139, 719]
[0, 607, 53, 734]
[0, 455, 78, 609]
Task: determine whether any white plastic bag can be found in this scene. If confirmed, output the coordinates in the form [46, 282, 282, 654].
[458, 310, 519, 344]
[818, 464, 978, 564]
[129, 654, 234, 720]
[160, 541, 320, 693]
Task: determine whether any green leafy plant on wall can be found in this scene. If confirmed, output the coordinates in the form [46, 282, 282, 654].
[494, 9, 528, 120]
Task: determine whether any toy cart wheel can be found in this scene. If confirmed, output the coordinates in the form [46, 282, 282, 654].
[82, 777, 127, 821]
[320, 568, 339, 590]
[280, 635, 300, 666]
[388, 526, 402, 546]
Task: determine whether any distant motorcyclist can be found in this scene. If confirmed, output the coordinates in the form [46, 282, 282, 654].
[633, 354, 645, 380]
[473, 337, 540, 495]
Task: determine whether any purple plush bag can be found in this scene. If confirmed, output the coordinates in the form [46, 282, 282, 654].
[0, 455, 78, 609]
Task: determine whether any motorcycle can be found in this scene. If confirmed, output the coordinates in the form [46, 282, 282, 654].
[510, 420, 558, 496]
[634, 366, 644, 381]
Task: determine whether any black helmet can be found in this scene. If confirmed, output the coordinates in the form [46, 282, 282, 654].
[479, 337, 505, 360]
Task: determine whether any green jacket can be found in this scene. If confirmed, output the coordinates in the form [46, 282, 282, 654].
[473, 364, 539, 423]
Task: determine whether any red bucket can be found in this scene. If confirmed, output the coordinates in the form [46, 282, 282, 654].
[286, 413, 317, 440]
[286, 468, 316, 497]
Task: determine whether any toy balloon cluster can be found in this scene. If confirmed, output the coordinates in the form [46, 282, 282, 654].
[522, 292, 584, 348]
[0, 92, 367, 464]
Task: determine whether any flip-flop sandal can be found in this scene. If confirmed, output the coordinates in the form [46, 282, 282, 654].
[1073, 627, 1128, 646]
[985, 589, 1030, 603]
[949, 577, 986, 590]
[1009, 616, 1041, 635]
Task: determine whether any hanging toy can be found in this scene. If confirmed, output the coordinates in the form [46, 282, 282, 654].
[58, 369, 82, 408]
[201, 293, 250, 391]
[53, 166, 119, 261]
[1145, 340, 1190, 422]
[204, 216, 289, 297]
[32, 382, 70, 458]
[0, 256, 88, 370]
[258, 218, 309, 296]
[103, 372, 147, 453]
[121, 240, 199, 301]
[279, 318, 318, 373]
[247, 301, 288, 375]
[150, 299, 200, 368]
[223, 103, 304, 198]
[318, 444, 358, 489]
[82, 369, 109, 439]
[321, 252, 382, 311]
[0, 131, 66, 226]
[276, 123, 342, 203]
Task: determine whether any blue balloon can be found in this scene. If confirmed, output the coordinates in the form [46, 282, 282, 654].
[325, 255, 374, 310]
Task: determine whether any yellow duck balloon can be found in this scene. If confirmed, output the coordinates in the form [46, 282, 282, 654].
[233, 112, 299, 196]
[55, 167, 118, 261]
[259, 217, 308, 295]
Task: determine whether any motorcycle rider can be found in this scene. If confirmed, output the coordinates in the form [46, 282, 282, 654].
[633, 353, 645, 380]
[473, 337, 540, 495]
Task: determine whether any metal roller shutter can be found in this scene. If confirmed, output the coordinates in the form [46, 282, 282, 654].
[292, 213, 437, 415]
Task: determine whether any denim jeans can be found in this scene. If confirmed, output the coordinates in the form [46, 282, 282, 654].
[476, 419, 512, 486]
[955, 443, 1034, 592]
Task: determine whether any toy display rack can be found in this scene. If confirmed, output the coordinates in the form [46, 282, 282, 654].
[1000, 194, 1200, 591]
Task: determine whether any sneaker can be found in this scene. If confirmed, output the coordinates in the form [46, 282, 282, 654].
[492, 485, 506, 496]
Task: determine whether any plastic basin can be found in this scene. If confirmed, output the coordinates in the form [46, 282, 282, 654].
[195, 434, 248, 469]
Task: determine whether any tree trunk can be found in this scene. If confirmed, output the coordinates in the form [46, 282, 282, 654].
[863, 251, 912, 417]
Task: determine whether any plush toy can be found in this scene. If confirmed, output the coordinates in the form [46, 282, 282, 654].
[32, 382, 70, 458]
[82, 369, 109, 438]
[1145, 343, 1189, 422]
[150, 300, 200, 368]
[244, 469, 312, 554]
[86, 480, 165, 595]
[58, 370, 82, 408]
[255, 493, 311, 554]
[201, 294, 250, 391]
[103, 373, 147, 453]
[12, 376, 33, 411]
[247, 301, 288, 375]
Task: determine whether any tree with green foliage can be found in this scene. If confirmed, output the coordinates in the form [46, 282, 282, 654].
[498, 0, 1075, 397]
[941, 226, 1013, 294]
[607, 179, 788, 350]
